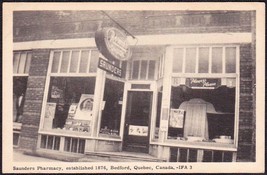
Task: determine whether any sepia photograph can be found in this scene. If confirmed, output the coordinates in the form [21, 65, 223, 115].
[2, 2, 265, 173]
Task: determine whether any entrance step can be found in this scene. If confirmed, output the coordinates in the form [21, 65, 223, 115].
[81, 151, 167, 162]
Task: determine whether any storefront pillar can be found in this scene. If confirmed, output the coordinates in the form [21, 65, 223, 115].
[19, 49, 50, 151]
[158, 47, 173, 143]
[91, 58, 106, 139]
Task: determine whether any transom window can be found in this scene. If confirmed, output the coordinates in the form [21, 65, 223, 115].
[130, 60, 156, 80]
[51, 49, 99, 74]
[172, 46, 237, 74]
[13, 51, 32, 74]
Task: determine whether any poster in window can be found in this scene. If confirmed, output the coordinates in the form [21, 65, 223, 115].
[129, 125, 148, 136]
[51, 86, 63, 99]
[68, 103, 78, 114]
[44, 102, 57, 119]
[74, 94, 94, 120]
[169, 109, 185, 128]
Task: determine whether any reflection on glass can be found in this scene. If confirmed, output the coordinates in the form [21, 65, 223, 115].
[25, 53, 32, 73]
[18, 53, 27, 74]
[185, 48, 196, 73]
[173, 48, 183, 73]
[212, 47, 223, 73]
[198, 47, 209, 73]
[51, 51, 61, 73]
[13, 53, 20, 74]
[69, 51, 79, 73]
[79, 50, 89, 73]
[148, 60, 156, 80]
[225, 47, 236, 73]
[60, 51, 70, 73]
[89, 50, 99, 73]
[140, 60, 148, 79]
[132, 60, 139, 79]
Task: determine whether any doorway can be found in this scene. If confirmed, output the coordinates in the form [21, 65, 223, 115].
[123, 91, 152, 153]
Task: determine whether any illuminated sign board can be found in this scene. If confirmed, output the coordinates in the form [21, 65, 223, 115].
[98, 57, 122, 78]
[95, 27, 132, 61]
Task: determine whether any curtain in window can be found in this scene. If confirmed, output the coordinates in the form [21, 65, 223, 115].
[179, 98, 216, 140]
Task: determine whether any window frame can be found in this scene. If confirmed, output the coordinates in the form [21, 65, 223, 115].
[172, 45, 238, 75]
[152, 45, 240, 149]
[39, 48, 99, 138]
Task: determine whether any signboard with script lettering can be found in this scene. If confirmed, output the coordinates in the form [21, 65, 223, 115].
[95, 27, 132, 61]
[186, 78, 221, 89]
[98, 57, 122, 78]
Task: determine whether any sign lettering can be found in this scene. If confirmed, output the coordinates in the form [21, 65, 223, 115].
[95, 27, 132, 61]
[186, 78, 221, 89]
[98, 57, 122, 78]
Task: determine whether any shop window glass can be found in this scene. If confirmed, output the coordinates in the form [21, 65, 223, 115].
[198, 47, 209, 73]
[132, 60, 139, 79]
[172, 48, 183, 73]
[148, 60, 156, 80]
[79, 50, 89, 73]
[43, 77, 96, 134]
[212, 47, 223, 73]
[25, 53, 32, 73]
[225, 47, 236, 73]
[60, 51, 70, 73]
[169, 85, 235, 142]
[89, 50, 99, 73]
[17, 53, 27, 74]
[99, 79, 124, 137]
[185, 48, 196, 73]
[51, 51, 61, 73]
[69, 51, 80, 73]
[13, 77, 28, 122]
[13, 51, 32, 74]
[131, 60, 156, 80]
[140, 60, 148, 79]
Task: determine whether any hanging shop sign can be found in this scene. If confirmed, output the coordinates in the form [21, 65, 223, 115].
[95, 27, 132, 61]
[186, 78, 221, 89]
[98, 57, 122, 77]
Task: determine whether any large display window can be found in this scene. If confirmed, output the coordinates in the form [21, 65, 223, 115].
[99, 78, 124, 137]
[42, 49, 98, 135]
[168, 85, 235, 142]
[168, 45, 238, 145]
[13, 51, 32, 122]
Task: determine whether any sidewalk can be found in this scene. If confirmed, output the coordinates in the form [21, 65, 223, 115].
[13, 149, 62, 162]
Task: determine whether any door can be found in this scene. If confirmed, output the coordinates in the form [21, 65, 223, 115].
[123, 91, 152, 153]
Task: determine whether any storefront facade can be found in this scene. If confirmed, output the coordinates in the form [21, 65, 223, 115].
[13, 10, 256, 162]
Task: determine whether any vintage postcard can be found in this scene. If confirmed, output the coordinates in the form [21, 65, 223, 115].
[2, 2, 265, 173]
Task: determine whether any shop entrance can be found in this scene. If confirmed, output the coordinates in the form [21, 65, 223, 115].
[123, 91, 152, 153]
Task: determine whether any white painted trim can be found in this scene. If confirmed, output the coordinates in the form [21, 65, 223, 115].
[13, 33, 252, 51]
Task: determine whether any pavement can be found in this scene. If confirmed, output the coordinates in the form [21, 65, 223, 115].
[13, 149, 62, 162]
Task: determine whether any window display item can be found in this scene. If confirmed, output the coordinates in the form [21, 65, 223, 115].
[44, 102, 56, 129]
[75, 94, 94, 120]
[213, 138, 234, 144]
[186, 136, 204, 142]
[68, 103, 78, 114]
[169, 109, 185, 128]
[179, 98, 216, 140]
[129, 125, 148, 136]
[51, 86, 63, 99]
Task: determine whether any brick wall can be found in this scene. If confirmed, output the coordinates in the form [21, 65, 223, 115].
[237, 44, 255, 161]
[19, 49, 50, 150]
[14, 11, 252, 42]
